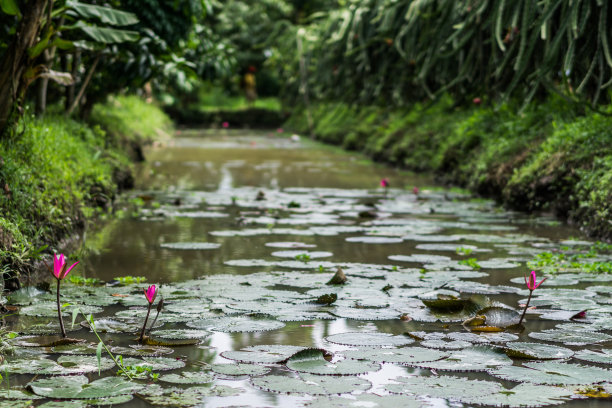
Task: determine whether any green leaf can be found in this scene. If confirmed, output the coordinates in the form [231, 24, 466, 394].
[96, 341, 103, 375]
[66, 1, 138, 26]
[73, 21, 139, 44]
[251, 373, 371, 395]
[0, 0, 19, 16]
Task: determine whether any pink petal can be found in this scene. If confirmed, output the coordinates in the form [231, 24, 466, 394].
[61, 261, 79, 279]
[534, 277, 547, 289]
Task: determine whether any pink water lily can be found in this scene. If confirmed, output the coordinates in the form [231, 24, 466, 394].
[144, 285, 157, 304]
[44, 253, 79, 338]
[518, 270, 546, 326]
[380, 178, 389, 188]
[524, 270, 546, 290]
[52, 253, 79, 280]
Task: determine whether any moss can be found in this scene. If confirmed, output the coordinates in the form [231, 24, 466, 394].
[285, 98, 612, 239]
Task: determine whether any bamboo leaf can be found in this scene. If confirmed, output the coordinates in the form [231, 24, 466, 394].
[66, 0, 138, 26]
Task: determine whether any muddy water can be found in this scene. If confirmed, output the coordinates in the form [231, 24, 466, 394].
[6, 129, 609, 407]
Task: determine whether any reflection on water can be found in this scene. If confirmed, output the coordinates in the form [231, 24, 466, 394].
[26, 130, 608, 406]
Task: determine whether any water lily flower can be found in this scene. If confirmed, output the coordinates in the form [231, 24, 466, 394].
[139, 285, 158, 342]
[222, 121, 229, 128]
[524, 270, 546, 291]
[276, 128, 284, 133]
[380, 178, 389, 188]
[144, 285, 157, 304]
[52, 253, 79, 280]
[473, 97, 482, 105]
[518, 270, 546, 326]
[413, 186, 419, 195]
[44, 253, 79, 338]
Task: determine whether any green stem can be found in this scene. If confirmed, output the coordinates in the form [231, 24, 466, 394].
[84, 314, 132, 380]
[56, 279, 66, 337]
[139, 303, 152, 343]
[518, 289, 533, 326]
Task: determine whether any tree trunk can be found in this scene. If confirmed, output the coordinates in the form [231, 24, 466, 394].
[65, 51, 80, 112]
[0, 0, 50, 136]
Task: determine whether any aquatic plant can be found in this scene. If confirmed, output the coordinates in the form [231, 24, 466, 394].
[139, 285, 157, 343]
[518, 270, 547, 326]
[44, 254, 79, 338]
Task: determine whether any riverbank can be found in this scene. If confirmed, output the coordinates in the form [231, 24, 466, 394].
[0, 96, 172, 286]
[285, 98, 611, 240]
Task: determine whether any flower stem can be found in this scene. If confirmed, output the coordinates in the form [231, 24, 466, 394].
[139, 303, 152, 343]
[56, 279, 66, 337]
[518, 289, 533, 326]
[82, 313, 133, 380]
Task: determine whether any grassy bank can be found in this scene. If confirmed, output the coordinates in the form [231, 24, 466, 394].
[0, 96, 172, 282]
[285, 98, 612, 240]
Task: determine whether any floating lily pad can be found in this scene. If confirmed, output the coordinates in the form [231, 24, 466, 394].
[158, 371, 214, 384]
[574, 349, 612, 364]
[0, 388, 41, 400]
[504, 342, 574, 359]
[389, 254, 451, 263]
[141, 385, 243, 406]
[490, 361, 612, 385]
[120, 356, 186, 371]
[306, 394, 425, 408]
[221, 345, 307, 364]
[342, 347, 448, 365]
[325, 332, 414, 347]
[19, 303, 102, 317]
[186, 316, 285, 332]
[385, 375, 501, 401]
[251, 373, 371, 395]
[80, 318, 139, 333]
[160, 242, 221, 250]
[265, 242, 316, 248]
[286, 349, 380, 375]
[271, 250, 333, 259]
[150, 329, 210, 340]
[412, 346, 512, 372]
[528, 329, 612, 346]
[27, 375, 142, 399]
[345, 236, 403, 244]
[211, 363, 271, 376]
[459, 383, 574, 407]
[1, 354, 114, 375]
[421, 339, 472, 349]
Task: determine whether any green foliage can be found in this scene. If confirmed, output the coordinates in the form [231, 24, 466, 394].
[458, 258, 482, 269]
[286, 96, 612, 239]
[280, 0, 612, 106]
[115, 275, 147, 284]
[528, 243, 612, 274]
[67, 275, 103, 286]
[89, 95, 173, 145]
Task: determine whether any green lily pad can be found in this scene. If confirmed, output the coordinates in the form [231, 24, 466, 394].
[27, 375, 142, 399]
[271, 250, 333, 258]
[158, 371, 215, 384]
[385, 375, 501, 400]
[504, 342, 574, 359]
[0, 388, 42, 400]
[120, 356, 186, 371]
[342, 347, 448, 365]
[490, 361, 612, 385]
[459, 383, 574, 407]
[325, 332, 414, 347]
[412, 346, 512, 372]
[265, 241, 316, 248]
[306, 394, 425, 408]
[19, 303, 102, 317]
[211, 363, 272, 376]
[345, 236, 403, 244]
[141, 385, 243, 406]
[1, 354, 114, 375]
[221, 345, 307, 364]
[421, 339, 472, 349]
[150, 329, 211, 340]
[186, 316, 285, 332]
[251, 373, 371, 395]
[286, 349, 380, 375]
[574, 349, 612, 364]
[528, 329, 612, 346]
[160, 242, 221, 250]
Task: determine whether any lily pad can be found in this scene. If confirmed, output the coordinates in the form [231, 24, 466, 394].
[120, 356, 186, 371]
[345, 236, 403, 244]
[160, 242, 221, 250]
[141, 385, 243, 406]
[158, 371, 215, 384]
[411, 346, 513, 372]
[271, 250, 333, 259]
[27, 375, 142, 399]
[286, 349, 380, 375]
[342, 347, 448, 365]
[186, 316, 285, 332]
[251, 373, 371, 395]
[528, 329, 612, 346]
[265, 242, 316, 248]
[459, 383, 574, 407]
[504, 342, 574, 360]
[574, 349, 612, 364]
[490, 361, 612, 385]
[211, 363, 271, 376]
[149, 329, 211, 340]
[325, 332, 414, 347]
[306, 394, 425, 408]
[221, 345, 307, 364]
[385, 375, 501, 401]
[1, 354, 114, 375]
